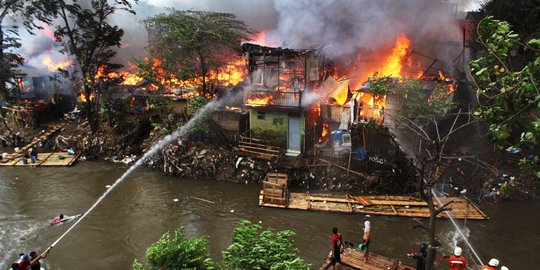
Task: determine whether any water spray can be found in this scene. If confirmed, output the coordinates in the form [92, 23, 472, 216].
[44, 99, 218, 253]
[431, 188, 484, 265]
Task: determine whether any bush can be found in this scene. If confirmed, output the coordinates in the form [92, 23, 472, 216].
[223, 220, 312, 270]
[133, 227, 214, 270]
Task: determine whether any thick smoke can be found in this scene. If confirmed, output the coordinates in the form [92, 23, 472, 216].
[267, 0, 464, 63]
[15, 0, 469, 75]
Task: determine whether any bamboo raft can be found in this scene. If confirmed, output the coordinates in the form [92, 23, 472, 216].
[319, 247, 415, 270]
[0, 123, 79, 167]
[0, 152, 79, 167]
[259, 174, 488, 220]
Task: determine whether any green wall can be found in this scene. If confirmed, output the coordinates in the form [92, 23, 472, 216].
[249, 109, 305, 150]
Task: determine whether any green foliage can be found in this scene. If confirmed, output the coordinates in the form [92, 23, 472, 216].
[144, 9, 251, 96]
[36, 0, 136, 131]
[134, 221, 310, 270]
[146, 95, 182, 134]
[100, 98, 134, 133]
[470, 16, 540, 180]
[391, 78, 455, 126]
[367, 73, 392, 95]
[0, 1, 42, 101]
[187, 96, 210, 115]
[133, 227, 215, 270]
[222, 220, 312, 270]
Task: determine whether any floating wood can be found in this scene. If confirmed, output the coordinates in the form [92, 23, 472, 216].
[319, 247, 415, 270]
[261, 173, 289, 205]
[0, 152, 79, 167]
[259, 190, 489, 220]
[0, 123, 66, 164]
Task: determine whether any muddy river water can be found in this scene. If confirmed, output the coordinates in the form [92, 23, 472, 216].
[1, 161, 538, 269]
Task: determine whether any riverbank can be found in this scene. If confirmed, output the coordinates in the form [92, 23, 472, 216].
[1, 116, 536, 200]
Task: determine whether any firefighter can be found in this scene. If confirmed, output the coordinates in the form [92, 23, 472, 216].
[436, 247, 467, 270]
[480, 258, 499, 270]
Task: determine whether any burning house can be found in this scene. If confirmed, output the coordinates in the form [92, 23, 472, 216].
[241, 43, 320, 156]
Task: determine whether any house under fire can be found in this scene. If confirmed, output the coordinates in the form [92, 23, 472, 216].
[241, 43, 320, 157]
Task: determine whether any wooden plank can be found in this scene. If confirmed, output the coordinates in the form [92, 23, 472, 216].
[260, 190, 488, 220]
[319, 159, 370, 178]
[238, 144, 280, 153]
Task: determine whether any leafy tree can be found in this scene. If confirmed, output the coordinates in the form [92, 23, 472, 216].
[469, 16, 540, 180]
[134, 221, 311, 270]
[0, 0, 48, 101]
[133, 227, 214, 270]
[371, 76, 475, 270]
[144, 9, 251, 97]
[37, 0, 136, 132]
[223, 220, 311, 270]
[479, 0, 540, 41]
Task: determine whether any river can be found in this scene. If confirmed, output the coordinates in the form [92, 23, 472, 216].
[1, 161, 538, 269]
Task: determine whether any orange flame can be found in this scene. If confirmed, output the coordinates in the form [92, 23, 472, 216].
[320, 122, 329, 142]
[330, 33, 412, 105]
[79, 92, 95, 103]
[93, 57, 246, 93]
[438, 71, 455, 94]
[247, 31, 276, 47]
[43, 56, 72, 72]
[246, 95, 273, 106]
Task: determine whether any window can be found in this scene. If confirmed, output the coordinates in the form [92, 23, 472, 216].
[257, 111, 266, 120]
[273, 118, 284, 126]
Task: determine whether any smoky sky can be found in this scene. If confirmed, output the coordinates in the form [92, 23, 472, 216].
[13, 0, 469, 72]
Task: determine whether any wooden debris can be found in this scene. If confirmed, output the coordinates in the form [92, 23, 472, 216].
[190, 196, 215, 204]
[259, 190, 489, 220]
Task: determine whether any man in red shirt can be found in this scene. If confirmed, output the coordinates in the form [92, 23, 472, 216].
[18, 254, 31, 270]
[330, 227, 343, 270]
[437, 247, 467, 270]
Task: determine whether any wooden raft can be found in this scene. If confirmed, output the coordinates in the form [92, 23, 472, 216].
[0, 152, 79, 167]
[260, 173, 289, 206]
[319, 247, 415, 270]
[259, 191, 488, 220]
[0, 123, 66, 164]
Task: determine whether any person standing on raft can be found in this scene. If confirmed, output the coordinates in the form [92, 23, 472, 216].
[330, 227, 344, 270]
[360, 221, 371, 263]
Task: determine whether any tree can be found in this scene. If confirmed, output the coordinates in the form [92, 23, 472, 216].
[0, 0, 46, 101]
[223, 220, 311, 270]
[469, 16, 540, 181]
[133, 220, 311, 270]
[144, 9, 251, 97]
[133, 227, 214, 270]
[37, 0, 136, 132]
[374, 76, 477, 270]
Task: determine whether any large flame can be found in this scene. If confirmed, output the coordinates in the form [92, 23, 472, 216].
[247, 31, 276, 47]
[329, 33, 412, 105]
[246, 95, 273, 106]
[93, 57, 245, 93]
[43, 56, 72, 72]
